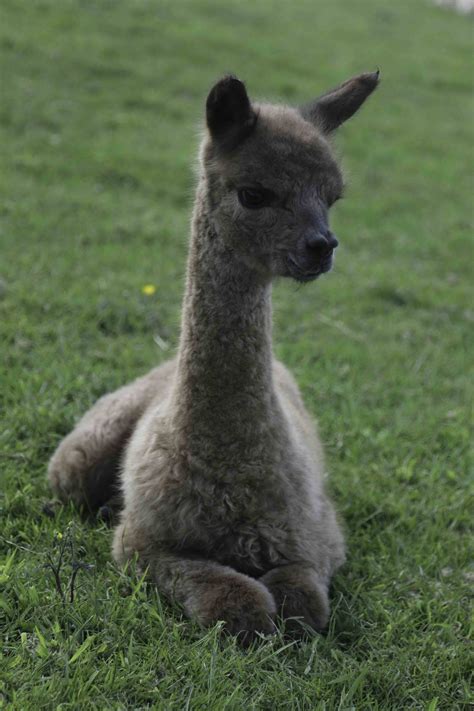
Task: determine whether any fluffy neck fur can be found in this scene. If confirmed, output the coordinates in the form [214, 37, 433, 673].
[171, 178, 278, 459]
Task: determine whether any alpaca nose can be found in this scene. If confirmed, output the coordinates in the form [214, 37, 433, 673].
[305, 230, 338, 255]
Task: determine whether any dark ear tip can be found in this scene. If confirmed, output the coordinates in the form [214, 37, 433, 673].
[206, 75, 250, 118]
[365, 69, 381, 87]
[222, 74, 244, 86]
[207, 74, 245, 100]
[352, 70, 380, 95]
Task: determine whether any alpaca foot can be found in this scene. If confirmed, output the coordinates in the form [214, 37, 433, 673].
[185, 571, 277, 645]
[260, 564, 330, 633]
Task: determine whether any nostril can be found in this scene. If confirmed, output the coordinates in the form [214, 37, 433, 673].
[305, 231, 338, 256]
[305, 232, 330, 252]
[326, 231, 339, 249]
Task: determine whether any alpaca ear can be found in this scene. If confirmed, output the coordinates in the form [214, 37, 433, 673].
[301, 70, 380, 133]
[206, 75, 257, 149]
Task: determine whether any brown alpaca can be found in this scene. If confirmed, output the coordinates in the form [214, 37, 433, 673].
[48, 72, 379, 642]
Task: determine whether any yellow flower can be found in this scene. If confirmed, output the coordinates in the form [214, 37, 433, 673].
[141, 284, 156, 296]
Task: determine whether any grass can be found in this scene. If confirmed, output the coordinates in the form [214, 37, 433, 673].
[0, 0, 472, 708]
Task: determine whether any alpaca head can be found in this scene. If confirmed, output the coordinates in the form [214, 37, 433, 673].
[202, 72, 379, 282]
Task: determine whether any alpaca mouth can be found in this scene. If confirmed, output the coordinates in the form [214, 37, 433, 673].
[286, 254, 333, 282]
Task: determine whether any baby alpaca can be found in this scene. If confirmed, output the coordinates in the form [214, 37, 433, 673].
[49, 72, 379, 642]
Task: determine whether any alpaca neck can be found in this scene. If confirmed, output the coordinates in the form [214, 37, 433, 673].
[172, 188, 276, 454]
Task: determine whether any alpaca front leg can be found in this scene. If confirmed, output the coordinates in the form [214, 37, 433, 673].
[260, 564, 330, 633]
[112, 528, 276, 644]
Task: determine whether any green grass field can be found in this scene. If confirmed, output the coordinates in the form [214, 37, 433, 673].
[1, 0, 472, 708]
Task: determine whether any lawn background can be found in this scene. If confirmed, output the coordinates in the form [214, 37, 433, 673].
[0, 0, 472, 708]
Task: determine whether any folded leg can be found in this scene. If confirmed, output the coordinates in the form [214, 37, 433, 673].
[48, 359, 175, 510]
[260, 563, 330, 633]
[112, 524, 276, 645]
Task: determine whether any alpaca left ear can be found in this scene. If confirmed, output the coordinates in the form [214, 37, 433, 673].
[206, 75, 257, 150]
[301, 70, 380, 133]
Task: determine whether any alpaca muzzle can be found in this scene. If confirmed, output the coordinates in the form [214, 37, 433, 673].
[287, 229, 338, 282]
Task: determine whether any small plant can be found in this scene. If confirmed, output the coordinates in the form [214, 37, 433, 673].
[44, 524, 94, 604]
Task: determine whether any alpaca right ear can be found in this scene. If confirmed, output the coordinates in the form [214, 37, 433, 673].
[301, 71, 380, 133]
[206, 75, 257, 149]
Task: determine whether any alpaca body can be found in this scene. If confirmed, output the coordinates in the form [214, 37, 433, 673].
[48, 72, 378, 640]
[114, 358, 343, 582]
[114, 199, 344, 584]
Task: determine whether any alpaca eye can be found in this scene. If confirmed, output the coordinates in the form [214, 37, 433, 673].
[237, 187, 273, 209]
